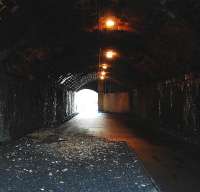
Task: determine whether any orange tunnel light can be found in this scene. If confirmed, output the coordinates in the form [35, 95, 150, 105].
[105, 18, 116, 29]
[100, 71, 106, 76]
[105, 50, 117, 59]
[100, 76, 105, 80]
[94, 16, 134, 32]
[102, 64, 108, 69]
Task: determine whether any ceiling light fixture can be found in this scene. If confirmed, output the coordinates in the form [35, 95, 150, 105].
[105, 50, 117, 59]
[105, 18, 116, 29]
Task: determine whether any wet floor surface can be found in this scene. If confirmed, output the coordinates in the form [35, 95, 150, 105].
[0, 114, 159, 192]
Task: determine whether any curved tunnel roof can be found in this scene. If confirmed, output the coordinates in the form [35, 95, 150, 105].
[0, 0, 200, 89]
[57, 72, 98, 91]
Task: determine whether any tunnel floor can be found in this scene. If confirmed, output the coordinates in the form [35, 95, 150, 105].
[0, 114, 200, 192]
[0, 114, 159, 192]
[60, 113, 200, 192]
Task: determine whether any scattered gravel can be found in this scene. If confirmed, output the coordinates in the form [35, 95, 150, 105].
[0, 129, 159, 192]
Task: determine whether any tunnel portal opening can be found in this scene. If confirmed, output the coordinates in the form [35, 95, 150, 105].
[75, 89, 98, 117]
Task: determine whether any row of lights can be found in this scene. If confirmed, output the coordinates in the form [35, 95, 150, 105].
[98, 17, 119, 80]
[99, 49, 118, 80]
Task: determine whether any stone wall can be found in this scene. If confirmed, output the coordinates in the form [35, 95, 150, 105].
[0, 76, 76, 142]
[132, 75, 200, 145]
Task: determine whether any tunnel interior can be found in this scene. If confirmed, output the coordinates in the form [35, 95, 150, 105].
[0, 0, 200, 144]
[1, 1, 200, 192]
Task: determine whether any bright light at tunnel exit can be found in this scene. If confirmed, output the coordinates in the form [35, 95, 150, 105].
[75, 89, 98, 117]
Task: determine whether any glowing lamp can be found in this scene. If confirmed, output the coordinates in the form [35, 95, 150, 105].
[101, 71, 106, 76]
[102, 65, 108, 69]
[102, 64, 108, 69]
[100, 76, 105, 80]
[105, 18, 115, 29]
[105, 50, 117, 59]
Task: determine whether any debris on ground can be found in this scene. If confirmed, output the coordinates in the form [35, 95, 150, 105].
[0, 128, 159, 192]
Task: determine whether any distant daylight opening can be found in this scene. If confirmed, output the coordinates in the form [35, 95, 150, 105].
[75, 89, 98, 117]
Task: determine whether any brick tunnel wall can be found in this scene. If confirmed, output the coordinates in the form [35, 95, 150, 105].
[132, 75, 200, 145]
[0, 76, 76, 142]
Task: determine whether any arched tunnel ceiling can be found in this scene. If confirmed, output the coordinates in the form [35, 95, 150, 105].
[56, 72, 130, 91]
[0, 0, 200, 88]
[57, 72, 98, 91]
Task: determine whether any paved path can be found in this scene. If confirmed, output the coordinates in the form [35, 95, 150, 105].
[61, 113, 200, 192]
[0, 114, 159, 192]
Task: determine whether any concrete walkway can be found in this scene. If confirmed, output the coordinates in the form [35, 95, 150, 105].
[0, 113, 159, 192]
[1, 113, 200, 192]
[61, 113, 200, 192]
